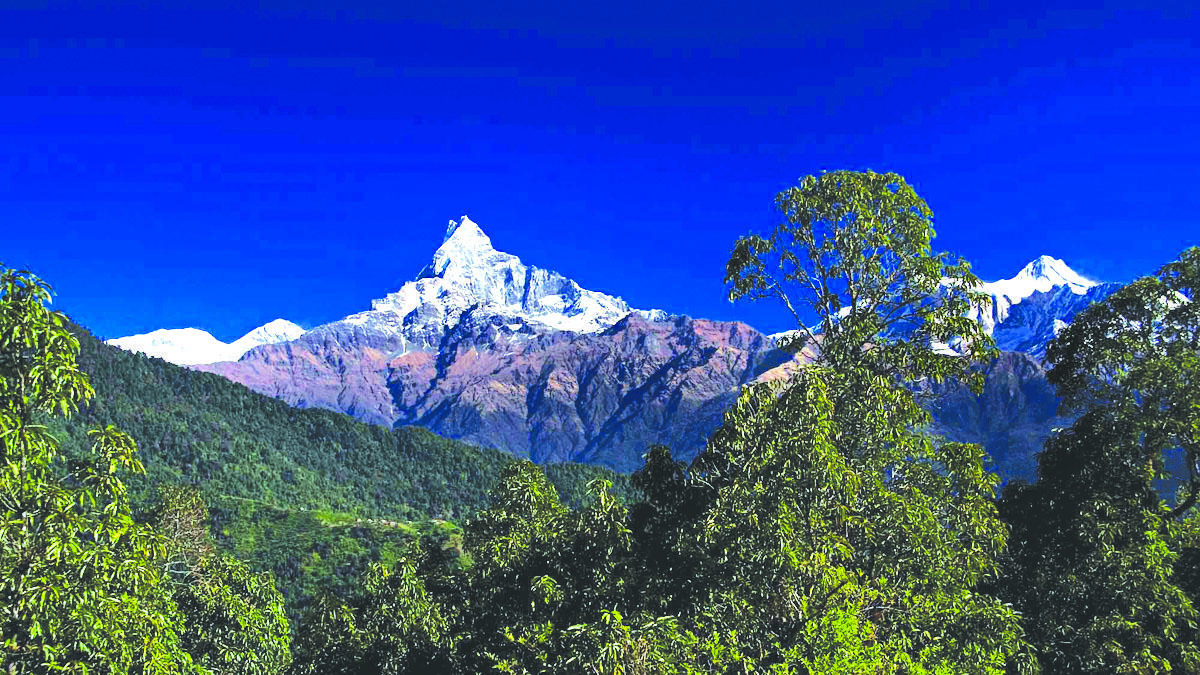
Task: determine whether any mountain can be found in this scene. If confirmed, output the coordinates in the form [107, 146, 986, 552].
[990, 282, 1118, 357]
[108, 318, 306, 365]
[56, 321, 628, 622]
[120, 216, 1119, 477]
[328, 216, 671, 353]
[968, 255, 1119, 357]
[924, 351, 1069, 483]
[200, 310, 792, 471]
[182, 217, 785, 470]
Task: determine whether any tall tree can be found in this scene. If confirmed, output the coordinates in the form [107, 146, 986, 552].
[998, 247, 1200, 672]
[0, 266, 292, 674]
[0, 266, 197, 673]
[724, 169, 995, 388]
[1047, 246, 1200, 516]
[710, 170, 1030, 671]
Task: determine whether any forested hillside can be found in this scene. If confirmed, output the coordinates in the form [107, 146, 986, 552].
[54, 322, 630, 519]
[42, 321, 630, 623]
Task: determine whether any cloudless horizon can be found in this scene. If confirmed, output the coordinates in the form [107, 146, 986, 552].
[3, 1, 1197, 342]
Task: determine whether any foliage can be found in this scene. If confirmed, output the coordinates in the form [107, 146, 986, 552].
[715, 170, 1025, 670]
[998, 247, 1200, 672]
[153, 486, 292, 674]
[1046, 246, 1200, 516]
[724, 169, 996, 389]
[207, 493, 450, 626]
[0, 265, 294, 674]
[0, 266, 198, 673]
[692, 371, 1028, 672]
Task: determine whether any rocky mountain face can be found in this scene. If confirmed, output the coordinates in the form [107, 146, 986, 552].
[991, 282, 1118, 357]
[145, 217, 1119, 477]
[200, 308, 792, 472]
[924, 351, 1068, 483]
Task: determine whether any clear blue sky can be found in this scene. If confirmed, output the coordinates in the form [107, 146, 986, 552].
[3, 0, 1197, 341]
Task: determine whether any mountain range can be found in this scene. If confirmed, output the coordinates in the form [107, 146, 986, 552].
[110, 217, 1120, 476]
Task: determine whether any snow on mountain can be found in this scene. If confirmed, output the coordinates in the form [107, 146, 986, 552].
[230, 319, 307, 353]
[767, 255, 1111, 359]
[111, 216, 665, 366]
[968, 255, 1098, 334]
[108, 319, 305, 366]
[329, 216, 668, 349]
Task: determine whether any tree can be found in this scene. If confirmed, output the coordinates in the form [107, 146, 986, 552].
[0, 266, 292, 674]
[724, 169, 995, 389]
[0, 266, 198, 673]
[711, 170, 1030, 671]
[1046, 246, 1200, 516]
[997, 247, 1200, 672]
[152, 486, 292, 675]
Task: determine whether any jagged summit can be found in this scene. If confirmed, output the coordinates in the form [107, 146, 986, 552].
[418, 216, 498, 280]
[339, 216, 669, 346]
[443, 215, 487, 244]
[967, 256, 1111, 356]
[974, 256, 1098, 323]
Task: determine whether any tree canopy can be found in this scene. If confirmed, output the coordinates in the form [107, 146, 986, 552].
[998, 247, 1200, 672]
[0, 266, 290, 674]
[9, 177, 1198, 674]
[724, 169, 996, 389]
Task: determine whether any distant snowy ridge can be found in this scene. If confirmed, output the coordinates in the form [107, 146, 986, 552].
[111, 216, 670, 365]
[108, 319, 305, 366]
[768, 255, 1111, 358]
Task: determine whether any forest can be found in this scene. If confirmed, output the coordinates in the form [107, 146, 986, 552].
[3, 170, 1200, 673]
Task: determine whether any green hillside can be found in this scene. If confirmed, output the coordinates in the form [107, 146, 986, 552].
[45, 322, 631, 622]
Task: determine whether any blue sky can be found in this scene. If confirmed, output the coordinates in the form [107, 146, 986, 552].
[3, 1, 1197, 341]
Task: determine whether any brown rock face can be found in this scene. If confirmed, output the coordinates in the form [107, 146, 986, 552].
[197, 312, 792, 472]
[924, 350, 1068, 482]
[197, 310, 1066, 479]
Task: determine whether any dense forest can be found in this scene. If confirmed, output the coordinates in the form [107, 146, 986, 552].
[4, 171, 1200, 673]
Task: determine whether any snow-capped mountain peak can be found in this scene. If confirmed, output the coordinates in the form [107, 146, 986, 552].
[967, 256, 1111, 356]
[418, 216, 498, 280]
[229, 319, 306, 352]
[112, 216, 668, 366]
[1001, 255, 1096, 298]
[968, 256, 1097, 330]
[352, 216, 667, 343]
[108, 319, 306, 366]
